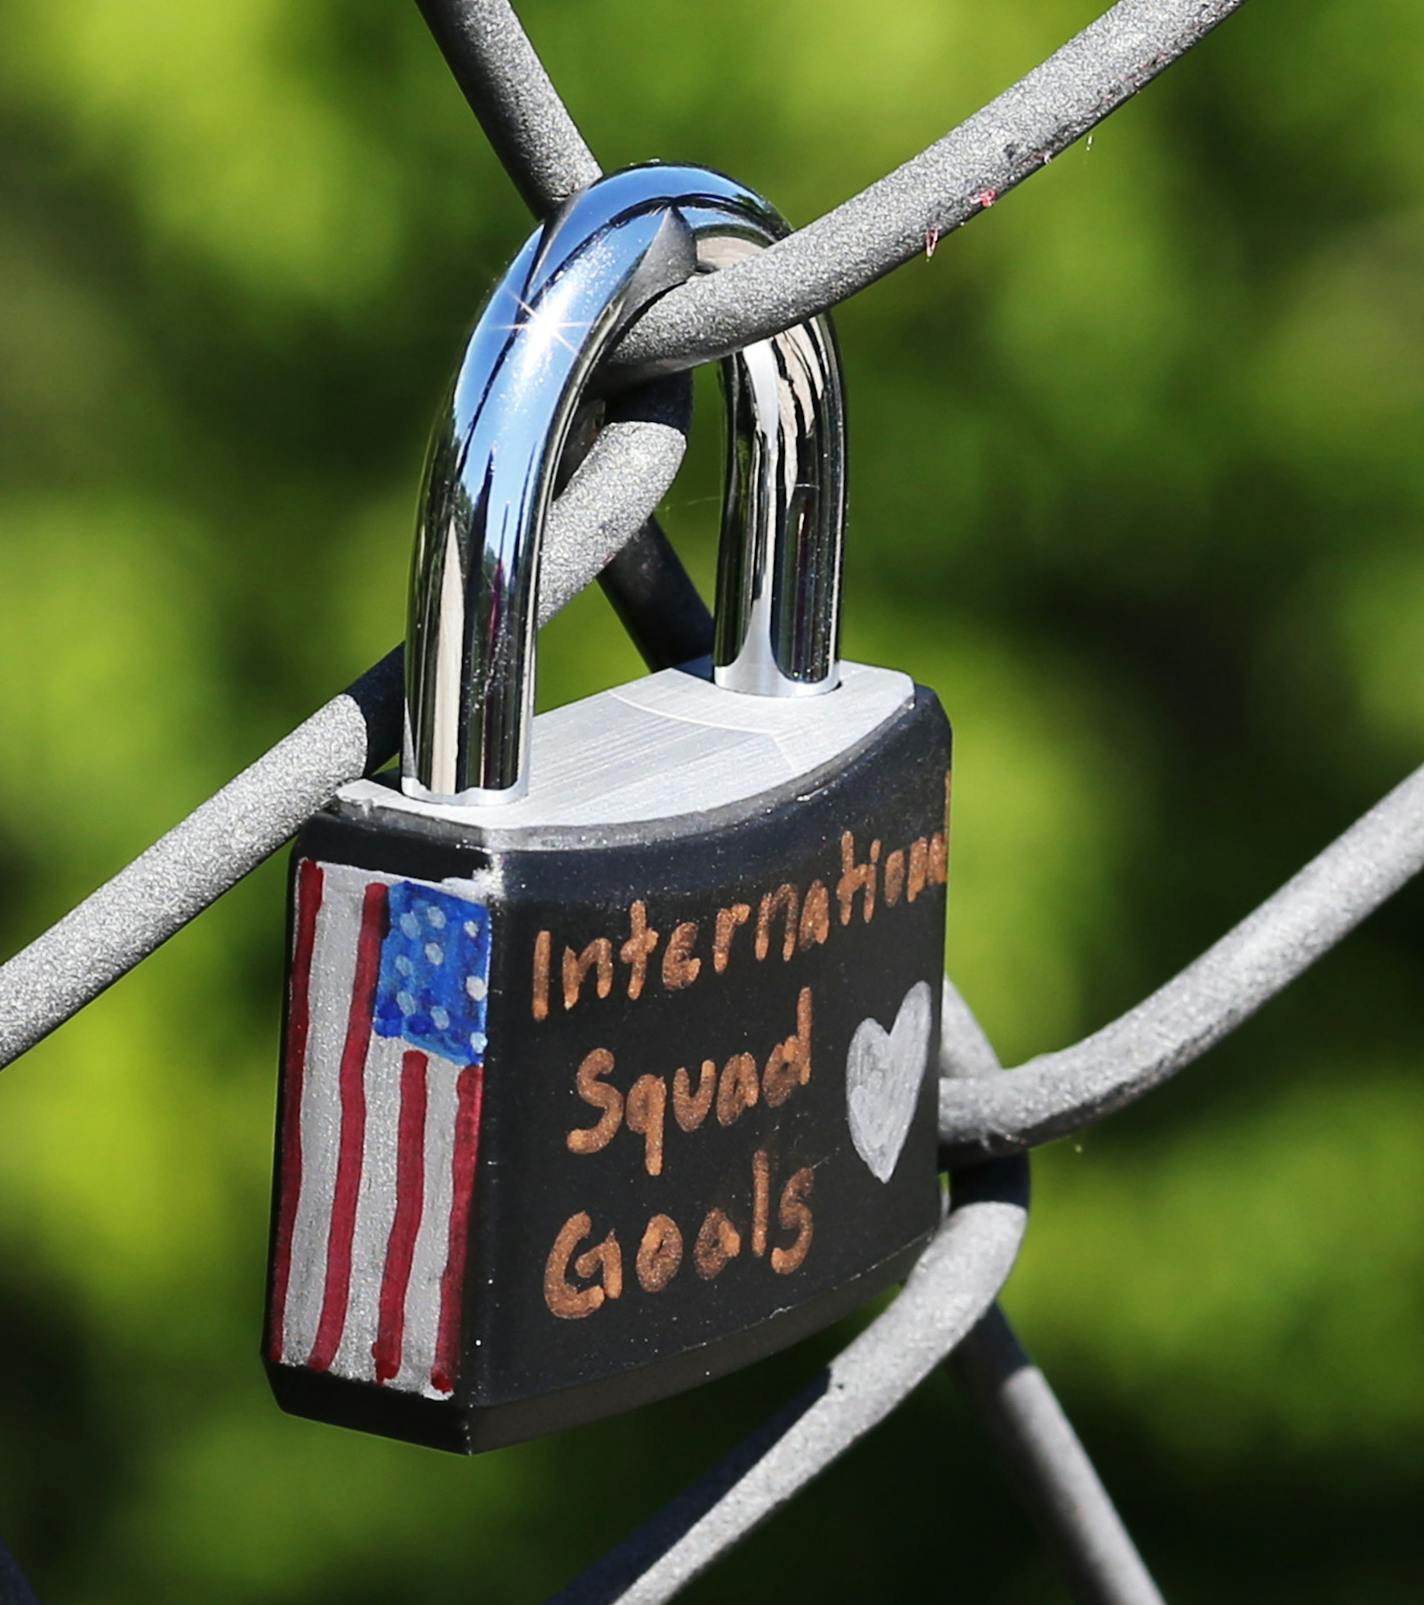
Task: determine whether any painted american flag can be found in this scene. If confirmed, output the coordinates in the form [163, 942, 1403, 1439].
[268, 858, 491, 1399]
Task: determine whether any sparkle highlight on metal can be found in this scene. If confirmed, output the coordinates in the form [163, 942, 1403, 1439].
[401, 163, 846, 804]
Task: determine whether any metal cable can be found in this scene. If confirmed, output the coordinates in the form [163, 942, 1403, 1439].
[555, 1154, 1030, 1605]
[0, 380, 690, 1070]
[941, 761, 1424, 1164]
[598, 521, 714, 671]
[414, 0, 715, 660]
[556, 988, 1162, 1603]
[609, 0, 1252, 379]
[937, 985, 1163, 1605]
[951, 1305, 1166, 1605]
[415, 0, 1256, 536]
[415, 0, 599, 214]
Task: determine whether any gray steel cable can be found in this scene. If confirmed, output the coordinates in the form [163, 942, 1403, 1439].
[951, 1305, 1166, 1605]
[611, 0, 1252, 378]
[0, 379, 691, 1070]
[941, 761, 1424, 1164]
[414, 0, 599, 213]
[555, 1154, 1031, 1605]
[414, 2, 1253, 381]
[938, 985, 1163, 1605]
[413, 1, 715, 667]
[556, 986, 1161, 1603]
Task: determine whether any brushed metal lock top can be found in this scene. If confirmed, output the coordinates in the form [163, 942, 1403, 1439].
[345, 661, 912, 846]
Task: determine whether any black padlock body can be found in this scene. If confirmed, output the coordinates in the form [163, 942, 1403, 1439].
[264, 685, 950, 1453]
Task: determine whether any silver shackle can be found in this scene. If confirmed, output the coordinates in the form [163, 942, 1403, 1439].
[402, 164, 846, 805]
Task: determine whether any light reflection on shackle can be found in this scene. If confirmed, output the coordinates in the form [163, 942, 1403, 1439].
[402, 164, 846, 807]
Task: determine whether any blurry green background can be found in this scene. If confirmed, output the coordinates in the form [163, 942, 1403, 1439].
[2, 1, 1422, 1599]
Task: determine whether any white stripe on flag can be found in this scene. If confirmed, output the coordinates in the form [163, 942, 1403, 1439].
[330, 1030, 407, 1383]
[282, 862, 365, 1365]
[397, 1057, 463, 1397]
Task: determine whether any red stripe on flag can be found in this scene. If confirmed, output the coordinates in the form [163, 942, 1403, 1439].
[371, 1050, 429, 1384]
[267, 859, 323, 1363]
[307, 879, 387, 1374]
[431, 1062, 485, 1395]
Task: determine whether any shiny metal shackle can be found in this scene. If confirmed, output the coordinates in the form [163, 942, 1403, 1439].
[712, 239, 844, 699]
[402, 163, 846, 806]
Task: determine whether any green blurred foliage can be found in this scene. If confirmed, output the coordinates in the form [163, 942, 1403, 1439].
[1, 1, 1422, 1599]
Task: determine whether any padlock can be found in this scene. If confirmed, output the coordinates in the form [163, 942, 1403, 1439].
[263, 164, 951, 1454]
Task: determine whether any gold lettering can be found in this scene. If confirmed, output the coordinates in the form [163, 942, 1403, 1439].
[755, 883, 799, 962]
[626, 1073, 667, 1177]
[883, 850, 906, 907]
[544, 1213, 621, 1318]
[620, 900, 660, 1000]
[673, 1062, 716, 1131]
[532, 929, 551, 1021]
[907, 838, 928, 902]
[798, 880, 831, 950]
[771, 1168, 814, 1275]
[563, 938, 613, 1011]
[543, 805, 942, 1024]
[575, 1230, 623, 1301]
[751, 1149, 770, 1258]
[763, 987, 813, 1107]
[566, 1049, 621, 1154]
[716, 1051, 760, 1127]
[713, 903, 751, 973]
[661, 920, 702, 990]
[636, 1214, 683, 1293]
[694, 1208, 742, 1279]
[837, 832, 881, 926]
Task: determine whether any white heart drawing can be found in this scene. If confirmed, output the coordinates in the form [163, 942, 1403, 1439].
[845, 981, 933, 1184]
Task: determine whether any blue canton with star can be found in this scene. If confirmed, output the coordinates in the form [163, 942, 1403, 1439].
[373, 881, 491, 1065]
